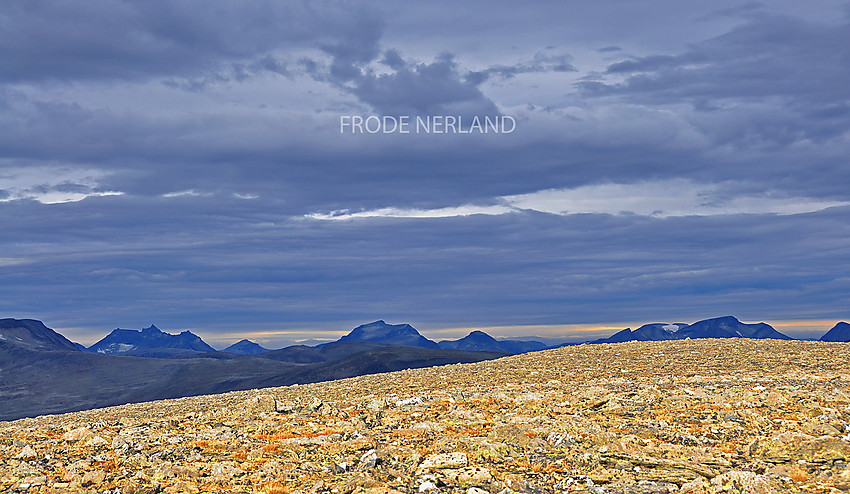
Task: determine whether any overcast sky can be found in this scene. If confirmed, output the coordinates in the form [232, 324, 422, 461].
[1, 1, 849, 347]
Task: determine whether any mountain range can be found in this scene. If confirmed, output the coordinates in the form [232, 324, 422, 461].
[87, 324, 216, 355]
[334, 320, 551, 353]
[592, 316, 794, 344]
[0, 318, 505, 421]
[53, 316, 850, 360]
[1, 315, 848, 420]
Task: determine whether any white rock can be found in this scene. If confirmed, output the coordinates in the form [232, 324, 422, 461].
[396, 396, 426, 407]
[357, 449, 378, 471]
[60, 427, 94, 441]
[419, 452, 468, 470]
[15, 445, 37, 459]
[84, 435, 108, 447]
[418, 476, 438, 493]
[210, 462, 242, 477]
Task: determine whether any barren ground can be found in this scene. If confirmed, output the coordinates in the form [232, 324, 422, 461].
[2, 339, 850, 493]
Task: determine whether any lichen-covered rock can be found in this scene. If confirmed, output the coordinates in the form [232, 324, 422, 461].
[81, 469, 106, 485]
[834, 468, 850, 491]
[708, 471, 776, 493]
[60, 426, 94, 441]
[418, 452, 468, 471]
[13, 445, 36, 460]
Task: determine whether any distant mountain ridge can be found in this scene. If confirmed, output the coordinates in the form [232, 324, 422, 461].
[0, 320, 504, 421]
[592, 316, 791, 344]
[6, 315, 846, 360]
[87, 324, 216, 355]
[820, 322, 850, 342]
[679, 316, 790, 340]
[438, 330, 504, 352]
[0, 318, 80, 352]
[438, 330, 548, 354]
[592, 323, 688, 344]
[222, 339, 270, 354]
[337, 320, 439, 349]
[335, 322, 547, 354]
[2, 315, 847, 420]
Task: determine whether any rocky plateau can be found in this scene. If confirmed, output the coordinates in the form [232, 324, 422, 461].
[2, 339, 850, 493]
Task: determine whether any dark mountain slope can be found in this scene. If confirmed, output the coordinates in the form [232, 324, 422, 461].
[438, 331, 506, 352]
[820, 322, 850, 342]
[499, 340, 549, 353]
[593, 317, 790, 344]
[0, 318, 79, 352]
[260, 341, 390, 364]
[256, 346, 507, 387]
[0, 338, 505, 421]
[88, 324, 216, 355]
[222, 339, 270, 354]
[337, 320, 439, 349]
[592, 323, 685, 344]
[678, 316, 790, 340]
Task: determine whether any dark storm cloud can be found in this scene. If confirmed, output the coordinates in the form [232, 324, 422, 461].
[342, 52, 500, 117]
[313, 16, 575, 118]
[585, 11, 850, 111]
[313, 27, 502, 118]
[160, 54, 293, 91]
[0, 1, 573, 207]
[320, 14, 385, 81]
[572, 9, 850, 182]
[0, 0, 373, 83]
[3, 80, 847, 218]
[0, 90, 515, 207]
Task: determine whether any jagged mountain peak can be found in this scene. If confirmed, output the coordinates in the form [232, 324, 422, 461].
[88, 324, 216, 355]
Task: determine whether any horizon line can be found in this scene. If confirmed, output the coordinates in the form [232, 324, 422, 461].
[40, 316, 848, 349]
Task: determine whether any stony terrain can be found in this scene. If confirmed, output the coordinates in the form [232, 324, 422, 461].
[2, 339, 850, 493]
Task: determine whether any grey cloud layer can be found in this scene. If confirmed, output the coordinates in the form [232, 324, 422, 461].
[582, 10, 850, 150]
[2, 195, 848, 343]
[0, 0, 371, 82]
[1, 1, 848, 338]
